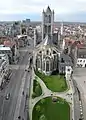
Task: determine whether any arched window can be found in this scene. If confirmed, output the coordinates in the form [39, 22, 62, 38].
[22, 28, 26, 34]
[46, 61, 49, 72]
[37, 59, 40, 69]
[46, 50, 49, 55]
[49, 15, 51, 23]
[39, 51, 42, 54]
[43, 62, 45, 71]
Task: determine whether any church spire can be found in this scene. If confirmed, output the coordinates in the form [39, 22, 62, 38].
[61, 22, 63, 35]
[46, 6, 51, 13]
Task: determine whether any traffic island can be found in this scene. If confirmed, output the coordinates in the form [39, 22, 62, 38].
[35, 70, 68, 92]
[32, 79, 42, 98]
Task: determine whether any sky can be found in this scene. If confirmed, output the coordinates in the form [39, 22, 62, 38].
[1, 0, 86, 22]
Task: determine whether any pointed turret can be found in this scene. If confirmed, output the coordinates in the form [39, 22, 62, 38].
[52, 10, 54, 14]
[42, 9, 45, 14]
[46, 6, 51, 13]
[61, 22, 63, 35]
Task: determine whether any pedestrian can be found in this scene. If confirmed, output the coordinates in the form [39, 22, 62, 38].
[22, 91, 24, 95]
[84, 81, 85, 83]
[18, 116, 21, 119]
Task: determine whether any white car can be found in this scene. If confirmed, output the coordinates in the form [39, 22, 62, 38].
[5, 93, 10, 100]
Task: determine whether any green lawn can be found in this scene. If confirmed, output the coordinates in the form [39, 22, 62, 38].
[35, 71, 68, 92]
[32, 97, 70, 120]
[32, 80, 42, 98]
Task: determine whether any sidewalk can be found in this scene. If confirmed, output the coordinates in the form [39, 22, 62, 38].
[29, 68, 34, 120]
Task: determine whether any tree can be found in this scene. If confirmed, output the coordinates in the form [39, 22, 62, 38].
[35, 85, 40, 95]
[61, 84, 64, 89]
[36, 105, 41, 112]
[32, 92, 36, 98]
[40, 99, 45, 104]
[39, 114, 47, 120]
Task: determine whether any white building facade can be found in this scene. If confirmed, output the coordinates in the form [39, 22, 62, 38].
[76, 47, 86, 67]
[77, 58, 86, 67]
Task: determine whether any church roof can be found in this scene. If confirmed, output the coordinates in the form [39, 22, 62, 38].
[46, 6, 51, 13]
[35, 34, 62, 54]
[35, 35, 52, 49]
[42, 35, 52, 46]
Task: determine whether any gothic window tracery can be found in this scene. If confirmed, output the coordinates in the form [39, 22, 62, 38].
[49, 15, 51, 23]
[43, 62, 45, 70]
[46, 50, 49, 55]
[44, 14, 51, 23]
[46, 61, 49, 71]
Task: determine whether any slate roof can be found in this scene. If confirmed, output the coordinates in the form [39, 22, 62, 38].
[36, 34, 52, 48]
[42, 35, 52, 46]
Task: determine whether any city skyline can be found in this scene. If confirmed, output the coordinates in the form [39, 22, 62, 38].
[0, 0, 86, 22]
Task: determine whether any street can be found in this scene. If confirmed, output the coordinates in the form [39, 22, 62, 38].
[73, 67, 86, 120]
[0, 46, 32, 120]
[73, 79, 81, 120]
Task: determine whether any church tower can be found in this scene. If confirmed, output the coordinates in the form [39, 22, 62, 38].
[34, 28, 36, 47]
[42, 6, 54, 41]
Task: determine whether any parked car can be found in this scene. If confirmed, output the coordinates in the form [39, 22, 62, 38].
[22, 91, 24, 95]
[5, 93, 10, 100]
[18, 116, 21, 119]
[25, 69, 27, 71]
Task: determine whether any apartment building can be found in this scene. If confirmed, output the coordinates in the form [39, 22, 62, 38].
[0, 59, 9, 86]
[0, 45, 12, 64]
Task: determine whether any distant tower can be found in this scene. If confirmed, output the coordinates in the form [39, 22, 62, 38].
[61, 22, 63, 35]
[34, 28, 36, 47]
[42, 6, 54, 41]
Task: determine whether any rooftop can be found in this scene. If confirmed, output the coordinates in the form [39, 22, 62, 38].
[17, 35, 27, 39]
[4, 40, 15, 47]
[43, 35, 52, 46]
[0, 46, 11, 51]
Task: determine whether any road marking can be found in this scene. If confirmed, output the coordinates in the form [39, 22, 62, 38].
[9, 65, 27, 70]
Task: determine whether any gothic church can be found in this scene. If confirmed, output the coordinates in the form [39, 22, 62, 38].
[33, 6, 62, 75]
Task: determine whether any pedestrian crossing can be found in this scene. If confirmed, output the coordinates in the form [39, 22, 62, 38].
[9, 65, 27, 70]
[19, 49, 28, 52]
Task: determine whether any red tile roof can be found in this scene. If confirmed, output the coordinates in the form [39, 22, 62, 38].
[64, 38, 84, 48]
[4, 40, 15, 47]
